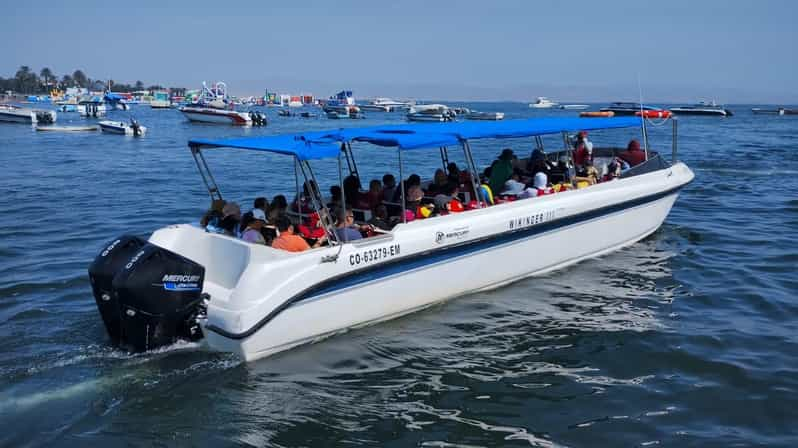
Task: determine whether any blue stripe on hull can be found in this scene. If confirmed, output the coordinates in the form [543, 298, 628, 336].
[206, 184, 684, 340]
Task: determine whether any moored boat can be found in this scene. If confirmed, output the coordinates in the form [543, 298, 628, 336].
[179, 81, 256, 126]
[98, 119, 147, 136]
[0, 104, 57, 124]
[601, 102, 667, 116]
[751, 107, 797, 115]
[407, 104, 455, 122]
[150, 91, 171, 109]
[558, 104, 590, 110]
[36, 124, 97, 132]
[88, 116, 694, 361]
[78, 97, 107, 117]
[464, 110, 505, 120]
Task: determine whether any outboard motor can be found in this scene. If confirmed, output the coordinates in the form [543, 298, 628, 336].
[88, 238, 206, 352]
[130, 118, 141, 137]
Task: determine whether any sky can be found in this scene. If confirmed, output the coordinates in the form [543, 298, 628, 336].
[3, 0, 797, 103]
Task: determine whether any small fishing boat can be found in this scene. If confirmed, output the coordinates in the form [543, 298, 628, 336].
[407, 104, 456, 122]
[78, 97, 107, 117]
[670, 101, 732, 117]
[35, 124, 97, 132]
[464, 111, 505, 120]
[88, 116, 694, 361]
[0, 104, 57, 124]
[359, 98, 414, 112]
[98, 119, 147, 136]
[529, 97, 558, 108]
[150, 91, 171, 109]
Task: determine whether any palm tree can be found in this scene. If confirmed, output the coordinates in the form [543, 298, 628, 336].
[15, 65, 34, 93]
[72, 70, 88, 88]
[40, 67, 54, 91]
[61, 74, 73, 89]
[135, 80, 144, 90]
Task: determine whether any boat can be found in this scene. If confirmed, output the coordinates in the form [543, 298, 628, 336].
[77, 97, 107, 117]
[0, 104, 57, 124]
[464, 111, 505, 121]
[87, 116, 694, 362]
[558, 104, 590, 110]
[407, 104, 456, 122]
[98, 119, 147, 136]
[278, 109, 294, 117]
[358, 98, 413, 112]
[150, 91, 171, 109]
[529, 97, 558, 108]
[580, 111, 614, 118]
[35, 124, 97, 132]
[751, 107, 797, 115]
[670, 101, 732, 116]
[179, 82, 255, 126]
[600, 102, 668, 116]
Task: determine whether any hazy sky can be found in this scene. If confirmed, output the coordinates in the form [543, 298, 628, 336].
[3, 0, 796, 102]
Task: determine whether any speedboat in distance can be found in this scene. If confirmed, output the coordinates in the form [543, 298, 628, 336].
[89, 117, 694, 362]
[670, 101, 733, 117]
[529, 97, 558, 108]
[600, 102, 671, 117]
[179, 81, 255, 125]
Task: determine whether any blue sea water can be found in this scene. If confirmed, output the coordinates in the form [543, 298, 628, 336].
[0, 103, 797, 447]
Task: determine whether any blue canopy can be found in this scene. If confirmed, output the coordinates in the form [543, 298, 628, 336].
[189, 117, 641, 160]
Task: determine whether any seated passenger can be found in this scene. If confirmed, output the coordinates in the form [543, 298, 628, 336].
[548, 156, 572, 184]
[219, 202, 241, 236]
[603, 159, 624, 181]
[573, 131, 593, 166]
[489, 148, 515, 194]
[446, 162, 461, 186]
[434, 183, 464, 213]
[532, 172, 553, 196]
[240, 197, 269, 233]
[201, 199, 226, 231]
[269, 195, 288, 223]
[241, 209, 268, 245]
[327, 185, 343, 210]
[617, 139, 646, 166]
[381, 174, 397, 202]
[343, 175, 369, 208]
[368, 204, 392, 231]
[334, 207, 364, 242]
[426, 169, 449, 196]
[272, 215, 325, 252]
[293, 181, 317, 214]
[574, 158, 600, 186]
[366, 179, 383, 211]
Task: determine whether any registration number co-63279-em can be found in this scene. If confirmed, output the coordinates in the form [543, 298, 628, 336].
[349, 244, 401, 267]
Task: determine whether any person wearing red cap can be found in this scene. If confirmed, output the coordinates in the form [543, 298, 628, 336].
[573, 131, 593, 166]
[618, 139, 646, 166]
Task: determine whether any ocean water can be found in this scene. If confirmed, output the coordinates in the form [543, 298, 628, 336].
[0, 103, 796, 447]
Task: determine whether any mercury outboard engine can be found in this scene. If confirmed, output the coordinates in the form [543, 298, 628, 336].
[88, 237, 206, 352]
[130, 118, 141, 137]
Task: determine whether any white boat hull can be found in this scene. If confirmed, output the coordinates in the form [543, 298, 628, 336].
[0, 110, 36, 123]
[180, 107, 252, 125]
[148, 162, 693, 361]
[98, 121, 147, 135]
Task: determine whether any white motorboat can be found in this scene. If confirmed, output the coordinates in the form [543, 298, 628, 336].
[0, 104, 57, 124]
[78, 98, 107, 117]
[529, 97, 558, 108]
[36, 125, 97, 132]
[98, 119, 147, 136]
[359, 98, 414, 112]
[179, 81, 254, 126]
[150, 91, 171, 109]
[751, 108, 796, 115]
[407, 104, 456, 122]
[464, 111, 505, 120]
[671, 101, 733, 117]
[89, 117, 694, 362]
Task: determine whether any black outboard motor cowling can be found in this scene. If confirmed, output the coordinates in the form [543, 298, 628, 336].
[88, 237, 206, 352]
[88, 235, 148, 345]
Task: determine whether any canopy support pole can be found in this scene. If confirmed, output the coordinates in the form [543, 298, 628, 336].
[190, 145, 222, 202]
[346, 142, 360, 178]
[299, 160, 338, 244]
[294, 157, 301, 211]
[338, 152, 346, 213]
[399, 148, 406, 224]
[439, 147, 449, 171]
[562, 131, 574, 165]
[462, 140, 482, 208]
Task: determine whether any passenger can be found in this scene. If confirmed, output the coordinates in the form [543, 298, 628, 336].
[446, 162, 461, 186]
[272, 215, 326, 252]
[573, 131, 593, 166]
[241, 209, 268, 245]
[219, 202, 241, 236]
[381, 174, 397, 202]
[603, 158, 627, 181]
[548, 156, 572, 184]
[200, 199, 226, 230]
[368, 204, 392, 231]
[434, 183, 464, 213]
[366, 179, 383, 211]
[489, 148, 515, 194]
[574, 158, 600, 185]
[293, 181, 317, 214]
[617, 139, 647, 166]
[269, 195, 288, 223]
[240, 197, 269, 233]
[426, 169, 449, 196]
[343, 175, 369, 208]
[532, 172, 553, 196]
[333, 207, 364, 242]
[327, 185, 343, 210]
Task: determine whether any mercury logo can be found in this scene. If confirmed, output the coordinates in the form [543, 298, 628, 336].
[162, 274, 201, 282]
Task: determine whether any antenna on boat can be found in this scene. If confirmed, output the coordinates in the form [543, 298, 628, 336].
[637, 74, 650, 161]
